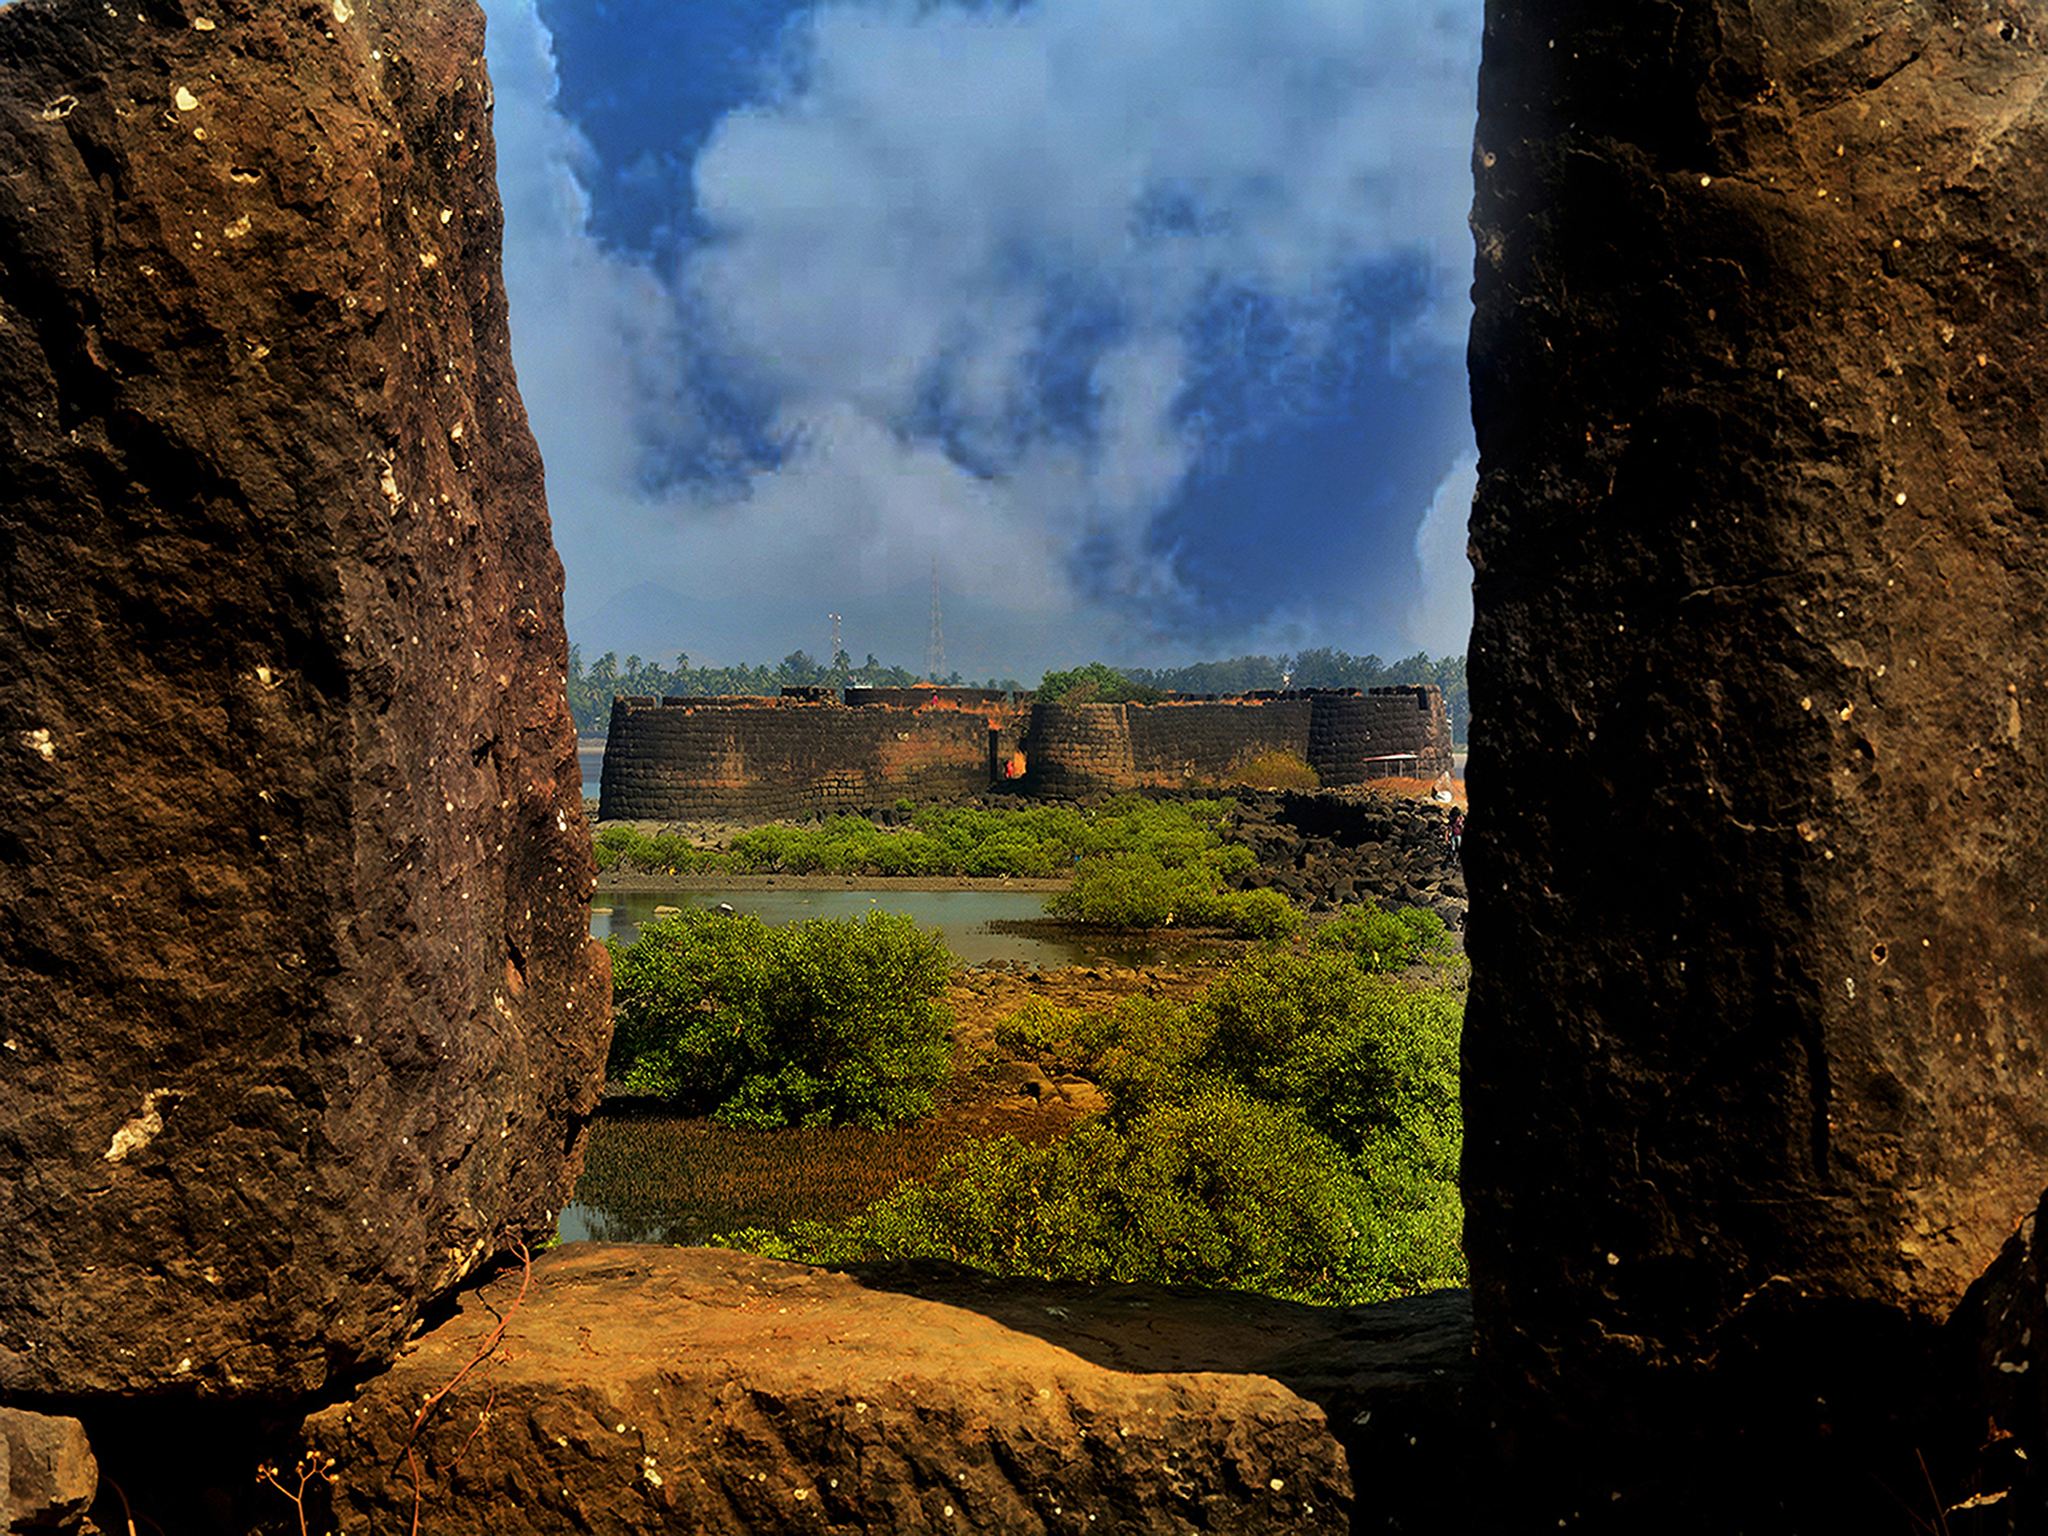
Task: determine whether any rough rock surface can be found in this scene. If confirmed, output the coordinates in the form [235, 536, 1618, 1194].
[1466, 0, 2048, 1422]
[307, 1246, 1474, 1535]
[0, 0, 609, 1401]
[0, 1409, 97, 1532]
[1949, 1185, 2048, 1523]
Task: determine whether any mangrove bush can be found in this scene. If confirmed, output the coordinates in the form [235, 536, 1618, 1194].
[606, 908, 952, 1129]
[722, 942, 1465, 1304]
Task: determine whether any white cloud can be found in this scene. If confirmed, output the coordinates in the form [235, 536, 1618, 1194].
[688, 400, 1065, 602]
[1406, 451, 1476, 657]
[483, 0, 1483, 664]
[485, 0, 682, 589]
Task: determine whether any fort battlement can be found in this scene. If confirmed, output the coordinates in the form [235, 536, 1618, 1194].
[597, 684, 1452, 820]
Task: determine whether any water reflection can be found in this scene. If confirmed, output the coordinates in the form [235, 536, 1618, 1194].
[557, 1200, 726, 1248]
[558, 1104, 1067, 1247]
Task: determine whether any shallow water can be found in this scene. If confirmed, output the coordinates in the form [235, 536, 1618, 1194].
[556, 1110, 1040, 1247]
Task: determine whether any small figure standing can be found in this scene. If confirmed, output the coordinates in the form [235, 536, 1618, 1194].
[1445, 809, 1465, 866]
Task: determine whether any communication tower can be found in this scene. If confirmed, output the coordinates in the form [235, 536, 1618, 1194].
[926, 559, 945, 681]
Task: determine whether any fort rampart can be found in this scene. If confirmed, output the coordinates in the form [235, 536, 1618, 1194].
[597, 685, 1451, 820]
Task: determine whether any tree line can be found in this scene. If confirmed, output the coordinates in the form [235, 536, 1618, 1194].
[568, 643, 1468, 746]
[1053, 650, 1469, 745]
[565, 645, 1023, 735]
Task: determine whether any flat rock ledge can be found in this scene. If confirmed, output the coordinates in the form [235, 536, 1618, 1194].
[307, 1245, 1474, 1534]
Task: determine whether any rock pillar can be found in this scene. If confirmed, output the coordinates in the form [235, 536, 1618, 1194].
[0, 0, 610, 1401]
[1465, 0, 2048, 1424]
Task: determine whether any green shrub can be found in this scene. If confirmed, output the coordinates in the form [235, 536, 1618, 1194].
[1348, 983, 1464, 1293]
[594, 796, 1255, 881]
[991, 997, 1087, 1061]
[603, 907, 773, 1110]
[1077, 948, 1465, 1289]
[592, 825, 723, 874]
[607, 908, 952, 1128]
[754, 1090, 1373, 1304]
[1188, 953, 1465, 1295]
[1217, 886, 1300, 938]
[1204, 843, 1259, 879]
[1085, 995, 1211, 1115]
[1186, 950, 1420, 1151]
[1045, 852, 1299, 937]
[1107, 1091, 1371, 1302]
[1046, 853, 1184, 927]
[727, 823, 811, 872]
[719, 947, 1467, 1304]
[1036, 662, 1165, 705]
[1309, 903, 1454, 973]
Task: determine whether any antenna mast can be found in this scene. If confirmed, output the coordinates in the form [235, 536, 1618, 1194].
[926, 558, 945, 680]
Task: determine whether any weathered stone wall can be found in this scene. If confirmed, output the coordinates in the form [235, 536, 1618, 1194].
[599, 688, 1452, 816]
[1027, 690, 1453, 796]
[844, 686, 1011, 710]
[1310, 687, 1456, 784]
[598, 694, 1023, 820]
[1127, 698, 1315, 786]
[1018, 701, 1135, 797]
[1467, 0, 2048, 1432]
[0, 0, 609, 1403]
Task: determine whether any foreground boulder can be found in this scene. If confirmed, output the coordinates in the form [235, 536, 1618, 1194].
[1950, 1184, 2048, 1522]
[0, 1410, 97, 1533]
[1467, 0, 2048, 1434]
[0, 0, 609, 1401]
[307, 1246, 1477, 1534]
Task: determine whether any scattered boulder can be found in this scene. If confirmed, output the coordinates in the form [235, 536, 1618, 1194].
[1217, 790, 1465, 927]
[0, 0, 610, 1402]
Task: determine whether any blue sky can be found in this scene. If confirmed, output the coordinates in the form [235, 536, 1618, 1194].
[482, 0, 1481, 680]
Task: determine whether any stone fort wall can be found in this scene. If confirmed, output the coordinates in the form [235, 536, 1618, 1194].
[598, 691, 1026, 821]
[1029, 687, 1452, 797]
[598, 685, 1451, 820]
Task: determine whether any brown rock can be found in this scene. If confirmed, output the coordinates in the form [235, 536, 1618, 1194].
[1466, 0, 2048, 1424]
[0, 1409, 96, 1533]
[1949, 1190, 2048, 1515]
[0, 0, 609, 1400]
[306, 1245, 1432, 1534]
